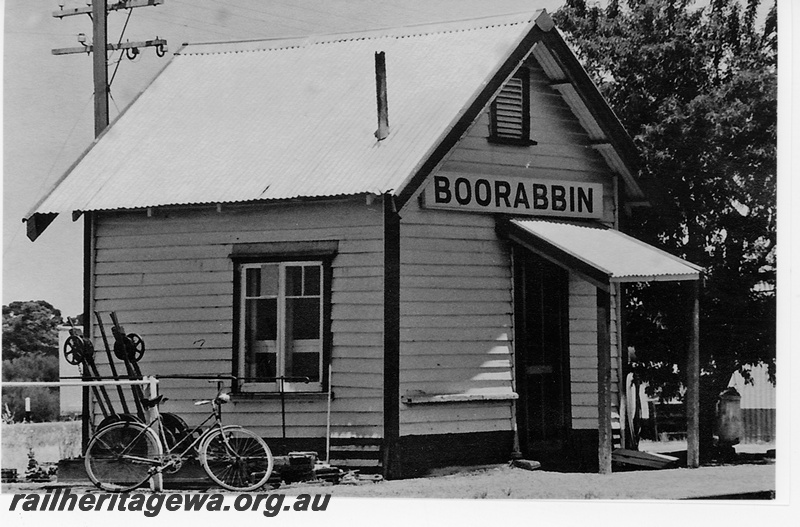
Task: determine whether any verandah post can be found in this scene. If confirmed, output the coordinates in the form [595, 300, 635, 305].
[382, 194, 401, 478]
[597, 285, 613, 474]
[686, 280, 701, 468]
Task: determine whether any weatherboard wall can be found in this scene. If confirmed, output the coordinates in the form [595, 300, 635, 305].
[567, 277, 620, 430]
[396, 203, 621, 438]
[396, 58, 622, 439]
[89, 199, 385, 441]
[438, 60, 616, 227]
[398, 203, 516, 436]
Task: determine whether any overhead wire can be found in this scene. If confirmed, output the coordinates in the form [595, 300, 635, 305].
[5, 93, 95, 254]
[109, 93, 122, 116]
[109, 7, 135, 89]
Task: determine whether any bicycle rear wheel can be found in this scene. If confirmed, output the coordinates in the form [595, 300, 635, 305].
[199, 427, 273, 491]
[85, 421, 162, 492]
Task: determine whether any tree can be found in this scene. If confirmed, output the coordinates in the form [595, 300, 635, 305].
[553, 0, 777, 456]
[2, 353, 60, 382]
[2, 300, 62, 361]
[2, 301, 63, 421]
[2, 353, 61, 421]
[1, 385, 60, 422]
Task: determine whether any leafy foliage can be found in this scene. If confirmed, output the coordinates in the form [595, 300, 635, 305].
[25, 448, 58, 482]
[2, 354, 60, 422]
[2, 300, 62, 361]
[2, 353, 60, 383]
[553, 0, 776, 410]
[1, 386, 60, 423]
[2, 301, 63, 421]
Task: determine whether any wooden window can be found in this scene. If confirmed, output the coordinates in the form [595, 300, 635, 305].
[489, 69, 534, 146]
[234, 258, 332, 394]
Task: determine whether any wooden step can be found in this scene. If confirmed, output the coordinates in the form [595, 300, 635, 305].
[612, 448, 678, 469]
[327, 439, 382, 473]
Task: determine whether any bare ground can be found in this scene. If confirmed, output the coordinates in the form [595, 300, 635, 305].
[269, 461, 775, 500]
[2, 422, 776, 500]
[1, 421, 81, 474]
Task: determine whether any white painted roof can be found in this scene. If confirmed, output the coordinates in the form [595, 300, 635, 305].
[27, 13, 539, 216]
[510, 219, 703, 282]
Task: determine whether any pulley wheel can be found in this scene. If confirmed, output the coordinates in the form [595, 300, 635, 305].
[127, 333, 145, 362]
[81, 338, 95, 359]
[113, 339, 128, 361]
[63, 335, 84, 366]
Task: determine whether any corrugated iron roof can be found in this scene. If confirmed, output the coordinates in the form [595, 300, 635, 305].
[506, 219, 703, 282]
[27, 13, 541, 218]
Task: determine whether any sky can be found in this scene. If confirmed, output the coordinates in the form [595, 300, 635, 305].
[0, 0, 786, 319]
[2, 0, 567, 317]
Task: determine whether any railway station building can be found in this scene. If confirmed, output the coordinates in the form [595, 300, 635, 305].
[25, 10, 702, 478]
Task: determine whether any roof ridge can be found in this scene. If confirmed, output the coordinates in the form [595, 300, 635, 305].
[179, 10, 539, 56]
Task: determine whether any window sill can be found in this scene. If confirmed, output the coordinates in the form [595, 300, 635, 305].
[401, 391, 518, 405]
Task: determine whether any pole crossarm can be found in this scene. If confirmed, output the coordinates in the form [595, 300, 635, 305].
[52, 38, 167, 56]
[52, 0, 164, 18]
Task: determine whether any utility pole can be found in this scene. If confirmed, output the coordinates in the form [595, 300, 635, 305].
[93, 0, 108, 136]
[50, 1, 168, 451]
[52, 0, 168, 137]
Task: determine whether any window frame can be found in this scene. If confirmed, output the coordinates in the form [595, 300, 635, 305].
[231, 243, 335, 395]
[488, 67, 536, 146]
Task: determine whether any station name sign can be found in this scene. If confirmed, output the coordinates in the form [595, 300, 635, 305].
[423, 174, 603, 219]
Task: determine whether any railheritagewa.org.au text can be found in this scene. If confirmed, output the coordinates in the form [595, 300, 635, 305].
[9, 488, 331, 517]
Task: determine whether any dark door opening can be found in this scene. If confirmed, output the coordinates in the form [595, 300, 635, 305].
[513, 248, 571, 458]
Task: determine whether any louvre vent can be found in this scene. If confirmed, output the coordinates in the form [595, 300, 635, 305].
[494, 77, 524, 137]
[490, 70, 532, 145]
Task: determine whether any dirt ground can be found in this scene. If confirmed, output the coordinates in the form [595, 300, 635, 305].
[1, 421, 81, 475]
[274, 440, 777, 500]
[268, 462, 776, 500]
[1, 422, 777, 500]
[2, 458, 776, 500]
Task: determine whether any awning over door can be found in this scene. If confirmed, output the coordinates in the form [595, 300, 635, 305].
[498, 219, 702, 289]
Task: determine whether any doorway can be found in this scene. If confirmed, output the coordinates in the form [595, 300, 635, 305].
[513, 248, 572, 458]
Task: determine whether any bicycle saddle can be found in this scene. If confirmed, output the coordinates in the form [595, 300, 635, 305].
[141, 394, 167, 408]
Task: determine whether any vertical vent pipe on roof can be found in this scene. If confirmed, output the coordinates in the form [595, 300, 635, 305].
[374, 51, 389, 140]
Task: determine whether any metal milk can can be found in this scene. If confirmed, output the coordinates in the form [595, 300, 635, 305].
[715, 387, 742, 445]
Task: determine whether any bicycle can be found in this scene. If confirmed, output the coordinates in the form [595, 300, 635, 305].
[84, 388, 274, 492]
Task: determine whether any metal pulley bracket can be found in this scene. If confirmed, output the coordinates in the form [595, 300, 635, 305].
[63, 335, 95, 365]
[63, 335, 84, 365]
[128, 333, 145, 362]
[113, 332, 146, 363]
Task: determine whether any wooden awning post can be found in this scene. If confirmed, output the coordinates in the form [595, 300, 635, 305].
[686, 280, 701, 468]
[597, 285, 613, 474]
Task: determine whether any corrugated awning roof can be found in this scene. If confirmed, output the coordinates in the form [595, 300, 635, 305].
[500, 219, 702, 288]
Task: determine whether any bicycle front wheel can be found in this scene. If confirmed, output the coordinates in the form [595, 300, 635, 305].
[85, 421, 162, 492]
[199, 427, 273, 491]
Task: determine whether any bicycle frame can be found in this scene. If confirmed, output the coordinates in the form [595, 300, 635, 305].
[109, 394, 231, 472]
